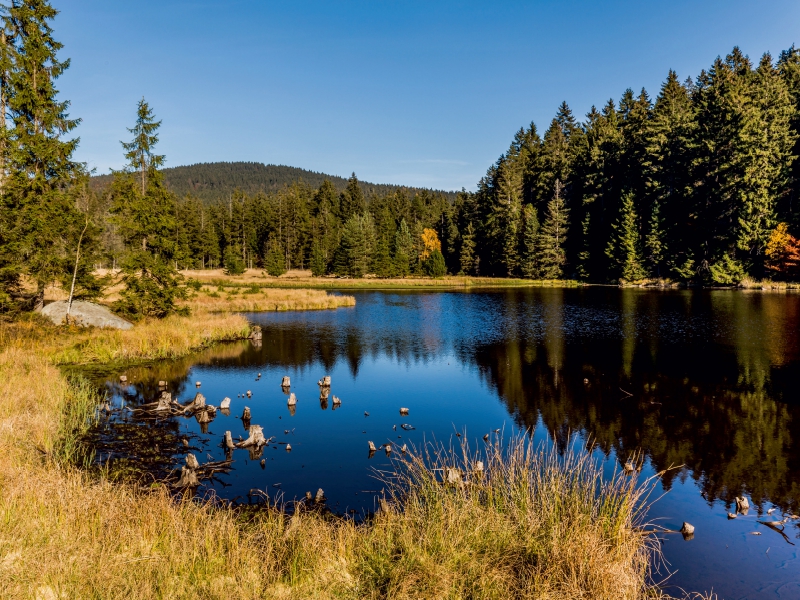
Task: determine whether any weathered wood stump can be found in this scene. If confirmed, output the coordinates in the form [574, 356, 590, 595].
[400, 444, 408, 454]
[250, 326, 262, 341]
[224, 430, 235, 450]
[318, 376, 331, 387]
[183, 393, 206, 414]
[158, 380, 167, 388]
[368, 441, 376, 452]
[385, 445, 392, 456]
[281, 376, 291, 387]
[399, 407, 409, 416]
[195, 381, 201, 388]
[186, 454, 200, 470]
[285, 443, 292, 452]
[315, 488, 325, 503]
[735, 496, 750, 512]
[446, 468, 462, 485]
[246, 390, 252, 398]
[155, 391, 176, 412]
[319, 388, 330, 400]
[242, 406, 251, 421]
[237, 425, 266, 448]
[175, 465, 199, 488]
[220, 397, 231, 410]
[287, 393, 297, 406]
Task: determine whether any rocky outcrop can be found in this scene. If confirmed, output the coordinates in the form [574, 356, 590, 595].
[39, 300, 133, 330]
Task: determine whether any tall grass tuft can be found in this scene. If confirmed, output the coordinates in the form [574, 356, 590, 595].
[355, 436, 657, 599]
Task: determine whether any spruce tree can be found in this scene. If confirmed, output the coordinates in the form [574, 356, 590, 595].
[537, 180, 570, 279]
[337, 211, 375, 277]
[111, 99, 184, 319]
[393, 218, 412, 276]
[264, 237, 286, 276]
[520, 203, 540, 278]
[644, 200, 666, 277]
[1, 0, 85, 310]
[459, 221, 476, 276]
[606, 191, 647, 282]
[223, 244, 245, 275]
[339, 172, 365, 221]
[309, 240, 325, 276]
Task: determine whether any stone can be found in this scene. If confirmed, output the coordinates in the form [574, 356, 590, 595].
[220, 397, 231, 410]
[40, 300, 133, 330]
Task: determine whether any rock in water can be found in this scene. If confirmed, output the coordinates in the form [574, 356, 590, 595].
[40, 300, 134, 330]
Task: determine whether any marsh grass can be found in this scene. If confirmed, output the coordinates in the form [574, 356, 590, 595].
[187, 287, 355, 313]
[738, 277, 800, 290]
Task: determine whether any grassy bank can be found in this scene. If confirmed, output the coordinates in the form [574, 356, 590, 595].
[0, 307, 684, 599]
[180, 268, 581, 290]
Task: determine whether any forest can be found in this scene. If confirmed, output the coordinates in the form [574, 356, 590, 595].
[1, 0, 800, 319]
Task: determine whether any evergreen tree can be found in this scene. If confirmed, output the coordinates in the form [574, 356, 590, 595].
[423, 249, 446, 278]
[339, 172, 365, 221]
[264, 237, 286, 276]
[520, 203, 540, 278]
[458, 221, 476, 276]
[537, 180, 570, 278]
[309, 240, 326, 276]
[644, 200, 666, 277]
[337, 211, 375, 277]
[0, 0, 85, 310]
[110, 99, 184, 319]
[223, 244, 245, 275]
[393, 218, 412, 276]
[606, 191, 647, 281]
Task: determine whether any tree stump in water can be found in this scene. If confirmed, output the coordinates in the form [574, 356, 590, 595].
[318, 376, 331, 387]
[287, 393, 297, 406]
[186, 454, 200, 470]
[315, 488, 325, 503]
[175, 465, 199, 488]
[155, 392, 175, 412]
[183, 393, 206, 414]
[399, 407, 409, 416]
[281, 376, 291, 388]
[736, 496, 750, 513]
[250, 326, 262, 341]
[220, 397, 231, 410]
[241, 406, 251, 421]
[237, 425, 266, 448]
[319, 388, 330, 400]
[368, 441, 376, 452]
[224, 431, 235, 450]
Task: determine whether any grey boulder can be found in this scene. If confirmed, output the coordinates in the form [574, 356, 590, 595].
[39, 300, 134, 330]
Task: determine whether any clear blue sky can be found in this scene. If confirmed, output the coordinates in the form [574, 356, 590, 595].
[54, 0, 800, 191]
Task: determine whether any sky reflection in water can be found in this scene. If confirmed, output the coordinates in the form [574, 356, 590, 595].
[99, 288, 800, 599]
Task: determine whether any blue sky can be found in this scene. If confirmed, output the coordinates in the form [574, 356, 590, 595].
[55, 0, 800, 191]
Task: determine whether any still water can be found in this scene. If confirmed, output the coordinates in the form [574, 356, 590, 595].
[95, 288, 800, 599]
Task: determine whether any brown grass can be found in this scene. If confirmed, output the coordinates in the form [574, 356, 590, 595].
[186, 286, 355, 313]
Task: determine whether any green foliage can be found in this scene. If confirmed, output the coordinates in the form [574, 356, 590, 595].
[113, 250, 186, 320]
[459, 222, 476, 276]
[223, 245, 245, 275]
[337, 212, 376, 278]
[309, 240, 326, 277]
[110, 100, 184, 319]
[709, 253, 746, 285]
[605, 192, 647, 282]
[0, 0, 89, 309]
[393, 218, 413, 277]
[264, 238, 286, 277]
[537, 181, 570, 279]
[423, 248, 447, 278]
[520, 204, 540, 279]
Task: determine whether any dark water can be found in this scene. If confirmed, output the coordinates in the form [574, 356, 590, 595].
[94, 288, 800, 599]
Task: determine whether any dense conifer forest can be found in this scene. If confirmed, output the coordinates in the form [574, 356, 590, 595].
[2, 0, 800, 319]
[90, 162, 457, 205]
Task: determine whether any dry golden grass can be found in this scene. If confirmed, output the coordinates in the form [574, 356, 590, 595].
[180, 268, 580, 289]
[737, 277, 800, 291]
[186, 286, 355, 313]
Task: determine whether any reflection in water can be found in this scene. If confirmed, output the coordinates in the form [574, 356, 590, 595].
[91, 288, 800, 598]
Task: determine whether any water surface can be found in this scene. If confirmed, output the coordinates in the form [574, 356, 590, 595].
[95, 288, 800, 599]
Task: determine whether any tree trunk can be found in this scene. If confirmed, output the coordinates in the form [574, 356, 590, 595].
[66, 217, 89, 325]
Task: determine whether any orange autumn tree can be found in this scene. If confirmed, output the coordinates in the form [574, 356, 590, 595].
[420, 228, 442, 261]
[765, 223, 800, 279]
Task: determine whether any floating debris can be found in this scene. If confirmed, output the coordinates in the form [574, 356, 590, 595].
[767, 508, 776, 515]
[751, 531, 762, 535]
[399, 407, 409, 416]
[400, 423, 415, 431]
[281, 376, 291, 387]
[285, 444, 292, 452]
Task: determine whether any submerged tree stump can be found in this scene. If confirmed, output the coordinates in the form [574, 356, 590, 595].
[175, 465, 199, 488]
[186, 454, 200, 470]
[287, 393, 297, 406]
[736, 496, 750, 513]
[281, 376, 291, 387]
[318, 376, 331, 387]
[220, 397, 231, 410]
[224, 430, 235, 450]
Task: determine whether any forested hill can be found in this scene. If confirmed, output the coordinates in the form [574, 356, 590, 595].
[90, 161, 457, 203]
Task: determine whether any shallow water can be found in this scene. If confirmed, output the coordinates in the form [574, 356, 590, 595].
[95, 288, 800, 599]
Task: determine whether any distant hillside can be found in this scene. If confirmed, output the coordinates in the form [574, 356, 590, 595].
[90, 161, 457, 202]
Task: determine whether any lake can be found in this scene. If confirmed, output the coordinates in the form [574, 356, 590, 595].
[94, 288, 800, 599]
